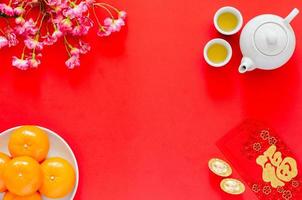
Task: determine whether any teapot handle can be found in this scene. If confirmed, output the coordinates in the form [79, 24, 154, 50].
[284, 8, 299, 24]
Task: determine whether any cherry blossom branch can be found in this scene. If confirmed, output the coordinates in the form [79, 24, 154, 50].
[0, 0, 127, 70]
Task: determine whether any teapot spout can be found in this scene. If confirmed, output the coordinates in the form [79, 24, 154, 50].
[239, 57, 255, 73]
[285, 8, 299, 24]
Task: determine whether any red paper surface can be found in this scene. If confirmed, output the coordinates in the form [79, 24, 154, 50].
[217, 120, 302, 199]
[0, 0, 302, 199]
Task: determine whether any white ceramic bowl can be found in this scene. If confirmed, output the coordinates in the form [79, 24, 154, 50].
[0, 126, 79, 200]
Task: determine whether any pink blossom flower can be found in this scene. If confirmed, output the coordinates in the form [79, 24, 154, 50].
[50, 2, 68, 13]
[65, 55, 80, 69]
[15, 16, 25, 25]
[47, 0, 60, 6]
[14, 6, 25, 15]
[0, 3, 6, 11]
[15, 19, 38, 35]
[104, 18, 113, 26]
[79, 40, 90, 54]
[119, 11, 127, 20]
[58, 18, 73, 32]
[78, 16, 94, 27]
[97, 27, 111, 37]
[0, 36, 8, 48]
[5, 31, 18, 47]
[47, 0, 67, 7]
[52, 15, 63, 24]
[63, 8, 75, 19]
[52, 29, 63, 38]
[74, 1, 88, 14]
[71, 17, 93, 36]
[28, 57, 41, 68]
[0, 3, 14, 16]
[71, 19, 91, 36]
[70, 48, 80, 56]
[24, 38, 43, 50]
[85, 0, 95, 6]
[12, 56, 29, 70]
[104, 18, 125, 32]
[28, 53, 42, 60]
[42, 34, 57, 45]
[63, 2, 88, 19]
[71, 26, 84, 36]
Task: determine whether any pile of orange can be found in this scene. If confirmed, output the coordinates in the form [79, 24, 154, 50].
[0, 126, 76, 200]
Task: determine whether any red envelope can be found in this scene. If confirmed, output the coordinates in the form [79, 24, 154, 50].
[217, 120, 302, 200]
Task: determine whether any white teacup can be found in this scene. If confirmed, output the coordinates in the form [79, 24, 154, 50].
[203, 38, 232, 67]
[214, 6, 243, 35]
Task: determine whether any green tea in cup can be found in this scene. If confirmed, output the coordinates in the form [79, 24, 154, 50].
[204, 39, 232, 67]
[214, 7, 243, 35]
[217, 12, 239, 32]
[207, 43, 228, 64]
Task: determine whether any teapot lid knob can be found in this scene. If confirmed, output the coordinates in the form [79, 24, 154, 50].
[266, 31, 278, 45]
[254, 22, 288, 56]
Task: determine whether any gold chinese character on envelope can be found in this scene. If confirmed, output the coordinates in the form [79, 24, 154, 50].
[256, 145, 298, 188]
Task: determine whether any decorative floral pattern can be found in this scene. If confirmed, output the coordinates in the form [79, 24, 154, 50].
[253, 142, 262, 152]
[282, 190, 293, 200]
[262, 185, 272, 195]
[292, 180, 300, 188]
[260, 130, 270, 140]
[268, 136, 278, 145]
[277, 186, 285, 193]
[252, 184, 260, 193]
[0, 0, 126, 69]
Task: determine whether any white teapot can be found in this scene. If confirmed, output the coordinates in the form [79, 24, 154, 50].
[239, 8, 299, 73]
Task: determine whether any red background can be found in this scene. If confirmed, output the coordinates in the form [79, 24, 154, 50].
[0, 0, 302, 199]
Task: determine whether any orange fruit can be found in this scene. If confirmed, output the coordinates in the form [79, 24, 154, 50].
[3, 156, 42, 196]
[3, 192, 41, 200]
[40, 157, 76, 198]
[8, 126, 49, 162]
[0, 152, 11, 192]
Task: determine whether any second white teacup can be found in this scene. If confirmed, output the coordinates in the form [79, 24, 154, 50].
[204, 38, 232, 67]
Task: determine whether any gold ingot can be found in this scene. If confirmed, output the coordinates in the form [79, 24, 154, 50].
[220, 178, 245, 195]
[208, 158, 232, 177]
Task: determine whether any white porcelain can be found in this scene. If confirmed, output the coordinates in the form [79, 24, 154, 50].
[214, 6, 243, 35]
[204, 38, 232, 67]
[239, 8, 299, 73]
[0, 126, 79, 200]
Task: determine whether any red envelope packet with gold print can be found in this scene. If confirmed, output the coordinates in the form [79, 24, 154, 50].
[217, 120, 302, 200]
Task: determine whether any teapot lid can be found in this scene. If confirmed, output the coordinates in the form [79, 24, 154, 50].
[254, 22, 288, 56]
